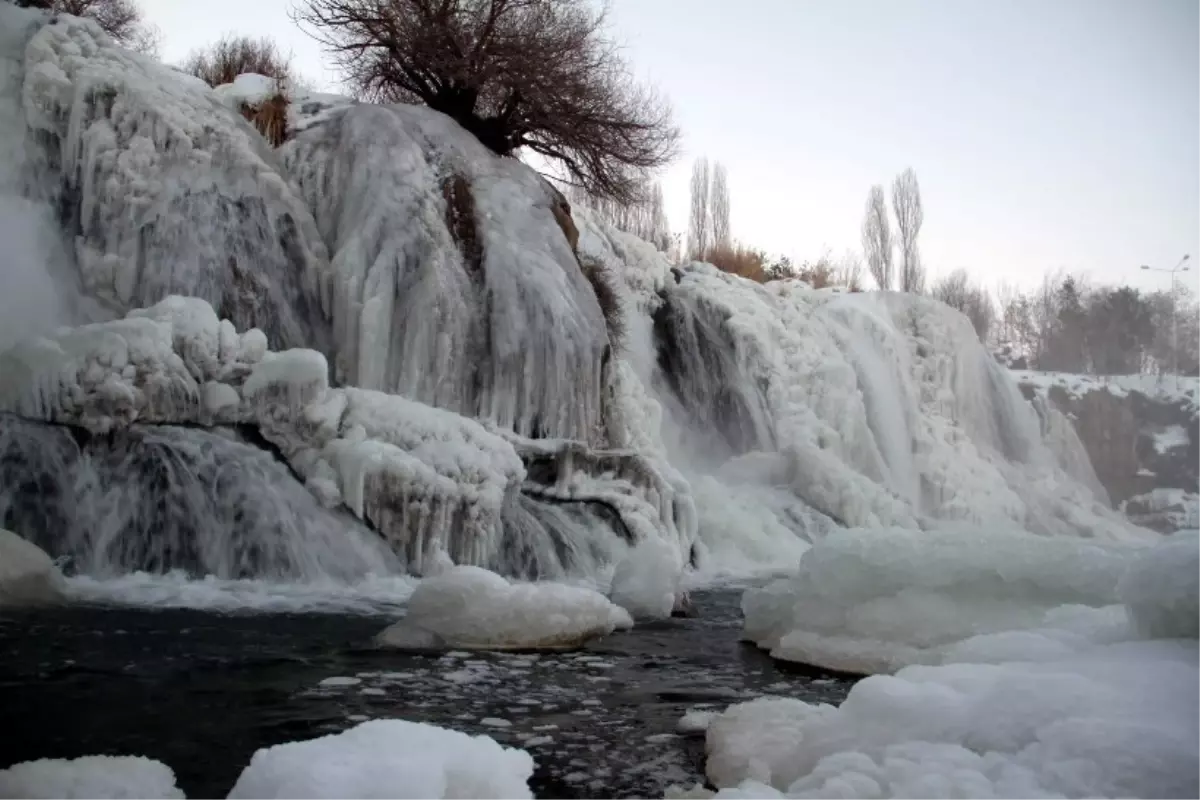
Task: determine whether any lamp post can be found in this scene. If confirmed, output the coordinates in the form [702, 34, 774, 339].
[1141, 255, 1190, 390]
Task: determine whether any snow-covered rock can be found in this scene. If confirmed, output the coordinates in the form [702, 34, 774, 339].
[609, 536, 682, 619]
[375, 565, 632, 650]
[227, 718, 535, 799]
[0, 527, 64, 606]
[0, 755, 184, 799]
[705, 640, 1198, 799]
[704, 531, 1200, 799]
[16, 13, 332, 353]
[741, 525, 1140, 674]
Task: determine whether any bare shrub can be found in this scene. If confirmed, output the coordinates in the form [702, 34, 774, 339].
[183, 35, 294, 88]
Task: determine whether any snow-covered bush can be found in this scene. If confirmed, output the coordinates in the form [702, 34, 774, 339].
[0, 755, 184, 799]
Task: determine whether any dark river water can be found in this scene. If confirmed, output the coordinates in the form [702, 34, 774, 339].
[0, 590, 854, 799]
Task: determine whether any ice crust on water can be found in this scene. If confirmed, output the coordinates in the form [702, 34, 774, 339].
[704, 530, 1199, 799]
[0, 755, 185, 799]
[227, 718, 535, 799]
[375, 564, 632, 650]
[18, 15, 332, 353]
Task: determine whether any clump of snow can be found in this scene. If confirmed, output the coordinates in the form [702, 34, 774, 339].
[20, 14, 332, 352]
[609, 536, 681, 619]
[227, 718, 535, 799]
[0, 527, 64, 606]
[0, 755, 184, 799]
[375, 565, 632, 650]
[677, 709, 719, 735]
[741, 526, 1139, 674]
[1119, 529, 1199, 640]
[211, 72, 281, 110]
[1153, 424, 1191, 454]
[705, 639, 1199, 799]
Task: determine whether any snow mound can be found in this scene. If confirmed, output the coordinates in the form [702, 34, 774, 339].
[610, 536, 682, 619]
[705, 639, 1198, 799]
[283, 100, 609, 444]
[1119, 529, 1199, 640]
[19, 13, 332, 352]
[0, 755, 184, 799]
[0, 527, 64, 606]
[375, 565, 632, 650]
[227, 718, 534, 799]
[741, 526, 1139, 674]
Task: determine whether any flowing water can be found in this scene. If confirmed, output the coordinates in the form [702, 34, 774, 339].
[0, 589, 855, 799]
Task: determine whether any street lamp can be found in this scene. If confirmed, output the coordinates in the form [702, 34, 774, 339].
[1141, 255, 1190, 389]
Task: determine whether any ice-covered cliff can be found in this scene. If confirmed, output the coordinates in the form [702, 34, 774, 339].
[0, 4, 1152, 605]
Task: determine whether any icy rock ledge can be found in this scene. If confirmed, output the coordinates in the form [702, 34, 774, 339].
[0, 296, 693, 576]
[375, 564, 633, 650]
[0, 528, 65, 607]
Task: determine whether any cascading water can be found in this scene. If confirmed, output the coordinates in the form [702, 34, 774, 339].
[0, 414, 399, 582]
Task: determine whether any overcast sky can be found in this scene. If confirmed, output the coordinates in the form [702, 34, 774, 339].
[142, 0, 1198, 291]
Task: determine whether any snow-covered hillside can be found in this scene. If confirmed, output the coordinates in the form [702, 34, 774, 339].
[0, 2, 1154, 604]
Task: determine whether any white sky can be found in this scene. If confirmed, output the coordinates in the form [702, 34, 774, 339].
[140, 0, 1199, 292]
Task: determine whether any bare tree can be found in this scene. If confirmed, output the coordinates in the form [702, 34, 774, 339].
[294, 0, 679, 203]
[710, 162, 730, 251]
[183, 35, 297, 88]
[688, 157, 711, 259]
[861, 185, 893, 290]
[892, 167, 925, 293]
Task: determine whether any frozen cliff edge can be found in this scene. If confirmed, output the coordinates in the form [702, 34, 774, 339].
[0, 296, 695, 579]
[7, 6, 332, 352]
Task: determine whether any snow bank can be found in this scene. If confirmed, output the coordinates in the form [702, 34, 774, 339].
[741, 526, 1139, 674]
[0, 755, 184, 799]
[283, 101, 609, 444]
[1123, 488, 1200, 533]
[19, 14, 332, 353]
[705, 531, 1200, 799]
[705, 640, 1198, 799]
[228, 718, 534, 799]
[375, 565, 632, 650]
[0, 527, 64, 606]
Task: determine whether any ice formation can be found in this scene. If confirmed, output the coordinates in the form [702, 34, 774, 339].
[0, 755, 185, 799]
[227, 718, 535, 799]
[0, 527, 65, 606]
[282, 100, 610, 445]
[374, 564, 632, 650]
[13, 9, 332, 352]
[703, 531, 1200, 799]
[0, 295, 691, 580]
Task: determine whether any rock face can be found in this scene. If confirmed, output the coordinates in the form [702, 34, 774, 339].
[0, 528, 64, 606]
[1016, 372, 1199, 530]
